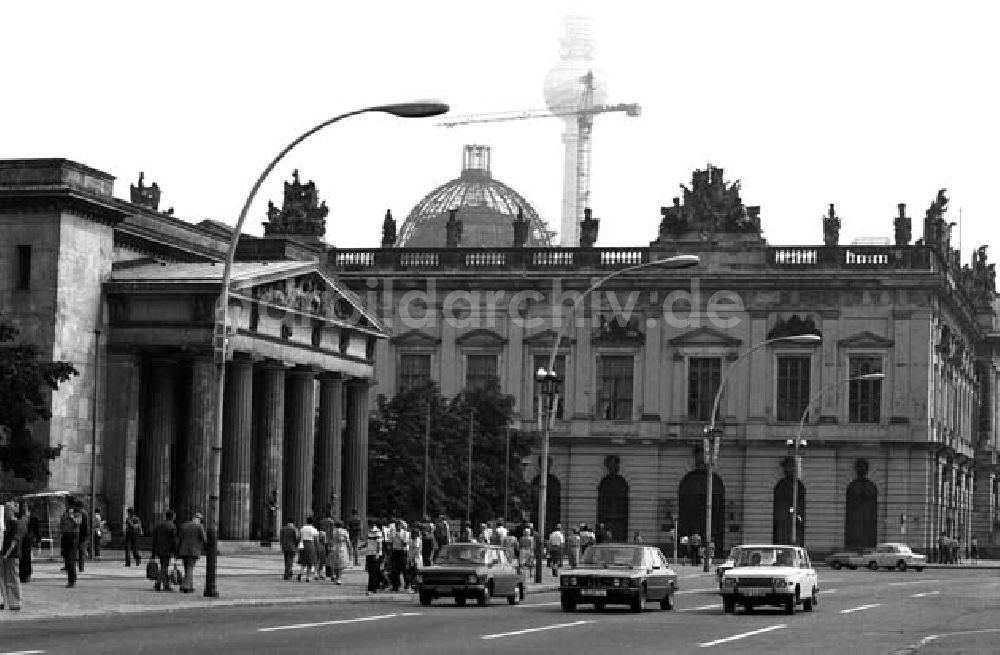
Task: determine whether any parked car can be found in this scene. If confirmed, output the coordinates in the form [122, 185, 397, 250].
[854, 543, 927, 572]
[825, 549, 865, 570]
[413, 543, 523, 606]
[559, 544, 678, 613]
[716, 546, 746, 587]
[719, 544, 819, 615]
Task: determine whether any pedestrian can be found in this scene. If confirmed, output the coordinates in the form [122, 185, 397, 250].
[315, 531, 328, 581]
[971, 535, 979, 561]
[580, 524, 596, 553]
[297, 516, 319, 582]
[92, 508, 105, 560]
[177, 511, 207, 593]
[347, 508, 362, 566]
[503, 530, 519, 565]
[389, 519, 408, 592]
[364, 521, 384, 596]
[263, 490, 279, 547]
[519, 528, 535, 569]
[279, 519, 299, 580]
[406, 524, 422, 592]
[632, 530, 643, 544]
[59, 501, 82, 588]
[123, 507, 143, 567]
[76, 503, 89, 572]
[19, 503, 38, 584]
[1, 501, 25, 610]
[327, 519, 351, 584]
[690, 533, 702, 566]
[566, 527, 581, 568]
[318, 512, 336, 579]
[433, 515, 451, 558]
[478, 522, 492, 545]
[494, 519, 508, 546]
[150, 509, 177, 592]
[458, 520, 474, 543]
[937, 531, 949, 564]
[421, 520, 436, 567]
[548, 523, 564, 576]
[680, 534, 689, 564]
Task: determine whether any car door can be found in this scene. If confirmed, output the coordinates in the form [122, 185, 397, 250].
[799, 550, 816, 594]
[644, 548, 666, 599]
[492, 548, 514, 595]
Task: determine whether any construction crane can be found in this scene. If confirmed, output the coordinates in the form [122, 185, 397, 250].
[439, 71, 640, 246]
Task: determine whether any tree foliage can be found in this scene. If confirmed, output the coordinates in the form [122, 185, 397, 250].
[369, 381, 534, 525]
[0, 322, 78, 481]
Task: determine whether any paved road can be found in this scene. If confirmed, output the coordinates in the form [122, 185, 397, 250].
[2, 568, 997, 654]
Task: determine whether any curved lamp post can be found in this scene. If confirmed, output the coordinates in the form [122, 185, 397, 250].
[702, 333, 822, 571]
[788, 371, 884, 545]
[205, 100, 449, 597]
[533, 253, 700, 583]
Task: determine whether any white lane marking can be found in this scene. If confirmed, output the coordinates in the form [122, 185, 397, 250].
[699, 624, 786, 648]
[892, 628, 1000, 655]
[519, 601, 561, 607]
[680, 603, 721, 612]
[258, 612, 420, 632]
[482, 620, 594, 640]
[911, 590, 940, 598]
[888, 579, 940, 586]
[1, 651, 47, 655]
[677, 587, 716, 594]
[820, 589, 838, 594]
[840, 603, 881, 614]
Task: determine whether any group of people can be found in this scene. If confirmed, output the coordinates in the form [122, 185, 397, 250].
[938, 532, 978, 563]
[148, 509, 207, 593]
[278, 513, 353, 584]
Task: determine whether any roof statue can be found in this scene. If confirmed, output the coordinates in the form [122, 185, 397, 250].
[445, 209, 463, 248]
[960, 245, 997, 307]
[893, 203, 911, 246]
[381, 209, 397, 248]
[579, 207, 600, 248]
[262, 169, 329, 243]
[822, 204, 841, 247]
[653, 165, 761, 243]
[922, 188, 952, 252]
[511, 207, 529, 248]
[130, 171, 161, 211]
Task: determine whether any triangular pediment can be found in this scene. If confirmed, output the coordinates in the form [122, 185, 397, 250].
[668, 326, 742, 347]
[523, 329, 574, 349]
[456, 328, 507, 348]
[390, 330, 441, 347]
[838, 331, 894, 348]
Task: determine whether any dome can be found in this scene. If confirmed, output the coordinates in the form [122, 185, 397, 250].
[397, 145, 554, 248]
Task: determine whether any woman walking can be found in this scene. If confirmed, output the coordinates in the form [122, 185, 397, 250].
[297, 516, 318, 582]
[327, 519, 351, 585]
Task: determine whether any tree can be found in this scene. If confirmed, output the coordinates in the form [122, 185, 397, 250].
[368, 381, 533, 525]
[0, 322, 78, 481]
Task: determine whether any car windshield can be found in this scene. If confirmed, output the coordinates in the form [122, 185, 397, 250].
[580, 546, 644, 568]
[735, 547, 797, 567]
[434, 545, 487, 565]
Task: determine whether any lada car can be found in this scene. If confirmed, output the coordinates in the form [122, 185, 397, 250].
[716, 546, 746, 587]
[825, 549, 864, 570]
[855, 542, 927, 571]
[558, 544, 677, 613]
[413, 543, 523, 607]
[719, 544, 818, 615]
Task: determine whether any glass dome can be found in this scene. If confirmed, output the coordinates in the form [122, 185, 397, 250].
[397, 145, 554, 248]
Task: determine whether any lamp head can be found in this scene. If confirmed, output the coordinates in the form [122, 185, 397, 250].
[777, 334, 822, 345]
[857, 372, 885, 381]
[376, 100, 450, 118]
[535, 366, 548, 383]
[652, 254, 700, 269]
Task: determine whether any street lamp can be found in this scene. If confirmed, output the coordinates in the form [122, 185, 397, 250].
[534, 253, 700, 583]
[702, 333, 821, 571]
[206, 100, 449, 597]
[787, 371, 885, 546]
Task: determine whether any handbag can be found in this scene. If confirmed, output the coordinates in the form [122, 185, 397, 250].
[146, 560, 159, 580]
[169, 561, 183, 586]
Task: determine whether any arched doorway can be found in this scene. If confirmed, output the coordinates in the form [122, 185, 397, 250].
[678, 470, 725, 552]
[773, 457, 806, 545]
[845, 458, 878, 548]
[597, 455, 629, 542]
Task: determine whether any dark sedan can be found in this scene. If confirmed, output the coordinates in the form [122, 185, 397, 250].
[558, 544, 678, 613]
[413, 543, 523, 607]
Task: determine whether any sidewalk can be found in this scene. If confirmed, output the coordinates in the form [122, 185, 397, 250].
[0, 548, 560, 622]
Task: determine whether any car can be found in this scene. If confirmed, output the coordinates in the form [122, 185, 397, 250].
[825, 549, 864, 570]
[716, 546, 746, 587]
[719, 544, 819, 615]
[558, 544, 678, 613]
[854, 542, 927, 572]
[413, 543, 524, 607]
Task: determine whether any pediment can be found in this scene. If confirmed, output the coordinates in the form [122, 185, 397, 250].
[668, 326, 742, 348]
[390, 330, 441, 347]
[838, 331, 894, 348]
[523, 329, 574, 349]
[455, 328, 507, 348]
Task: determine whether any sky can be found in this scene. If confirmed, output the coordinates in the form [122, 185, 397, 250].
[3, 1, 998, 262]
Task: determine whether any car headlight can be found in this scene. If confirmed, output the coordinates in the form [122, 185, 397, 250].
[414, 574, 423, 584]
[466, 574, 478, 584]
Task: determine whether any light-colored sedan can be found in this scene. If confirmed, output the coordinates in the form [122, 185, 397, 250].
[719, 544, 819, 615]
[854, 542, 926, 572]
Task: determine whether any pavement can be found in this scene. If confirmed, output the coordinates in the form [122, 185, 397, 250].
[2, 547, 997, 622]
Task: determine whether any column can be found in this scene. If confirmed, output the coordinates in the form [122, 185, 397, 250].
[139, 358, 177, 530]
[253, 361, 285, 541]
[342, 380, 371, 525]
[102, 348, 142, 534]
[313, 373, 344, 521]
[283, 366, 317, 524]
[178, 356, 216, 523]
[220, 356, 254, 539]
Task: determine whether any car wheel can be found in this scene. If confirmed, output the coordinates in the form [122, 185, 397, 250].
[803, 588, 817, 612]
[742, 603, 753, 614]
[896, 561, 907, 572]
[594, 601, 606, 612]
[477, 584, 491, 607]
[831, 561, 842, 570]
[560, 595, 577, 612]
[507, 583, 521, 606]
[723, 597, 735, 614]
[915, 567, 925, 572]
[519, 582, 525, 601]
[419, 591, 433, 607]
[630, 584, 646, 613]
[867, 561, 878, 571]
[848, 565, 857, 570]
[784, 597, 795, 615]
[456, 595, 466, 607]
[660, 589, 674, 611]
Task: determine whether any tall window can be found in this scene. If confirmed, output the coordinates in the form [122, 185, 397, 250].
[776, 356, 811, 422]
[398, 353, 431, 393]
[16, 245, 31, 290]
[532, 354, 565, 419]
[688, 357, 722, 421]
[597, 355, 633, 420]
[465, 353, 498, 391]
[849, 356, 882, 423]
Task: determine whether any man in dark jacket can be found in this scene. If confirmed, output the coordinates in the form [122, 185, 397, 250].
[150, 510, 178, 592]
[76, 506, 89, 572]
[1, 501, 25, 610]
[59, 503, 81, 588]
[279, 519, 300, 580]
[124, 507, 143, 567]
[177, 512, 207, 593]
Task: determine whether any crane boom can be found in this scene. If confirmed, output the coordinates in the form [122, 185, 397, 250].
[438, 103, 639, 127]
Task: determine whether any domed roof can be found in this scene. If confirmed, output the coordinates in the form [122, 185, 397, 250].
[397, 145, 554, 248]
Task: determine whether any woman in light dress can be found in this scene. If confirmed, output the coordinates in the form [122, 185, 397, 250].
[297, 516, 319, 582]
[327, 519, 351, 584]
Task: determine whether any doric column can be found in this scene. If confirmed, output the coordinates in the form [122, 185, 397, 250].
[283, 367, 317, 525]
[178, 355, 216, 524]
[253, 361, 285, 541]
[103, 348, 142, 534]
[140, 358, 177, 529]
[342, 380, 371, 525]
[313, 374, 344, 521]
[220, 356, 254, 539]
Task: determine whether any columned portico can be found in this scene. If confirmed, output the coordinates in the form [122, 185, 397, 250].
[140, 359, 177, 529]
[283, 366, 317, 524]
[314, 374, 344, 521]
[342, 380, 370, 526]
[254, 360, 286, 539]
[178, 355, 216, 524]
[220, 356, 254, 539]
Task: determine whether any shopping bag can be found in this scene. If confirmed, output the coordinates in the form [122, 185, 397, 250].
[169, 562, 183, 586]
[146, 560, 159, 580]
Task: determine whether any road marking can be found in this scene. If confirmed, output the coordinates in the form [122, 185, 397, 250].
[258, 612, 420, 632]
[892, 628, 1000, 655]
[840, 603, 880, 614]
[519, 601, 561, 607]
[820, 589, 838, 594]
[887, 579, 940, 586]
[482, 620, 594, 640]
[680, 603, 721, 612]
[699, 624, 786, 648]
[1, 651, 47, 655]
[677, 587, 716, 594]
[911, 590, 940, 598]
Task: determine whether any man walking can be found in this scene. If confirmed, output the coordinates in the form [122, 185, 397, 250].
[548, 524, 565, 577]
[364, 520, 384, 596]
[59, 502, 82, 588]
[389, 519, 409, 592]
[124, 507, 143, 567]
[279, 519, 299, 580]
[347, 508, 362, 566]
[177, 512, 207, 593]
[1, 500, 25, 610]
[150, 510, 177, 592]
